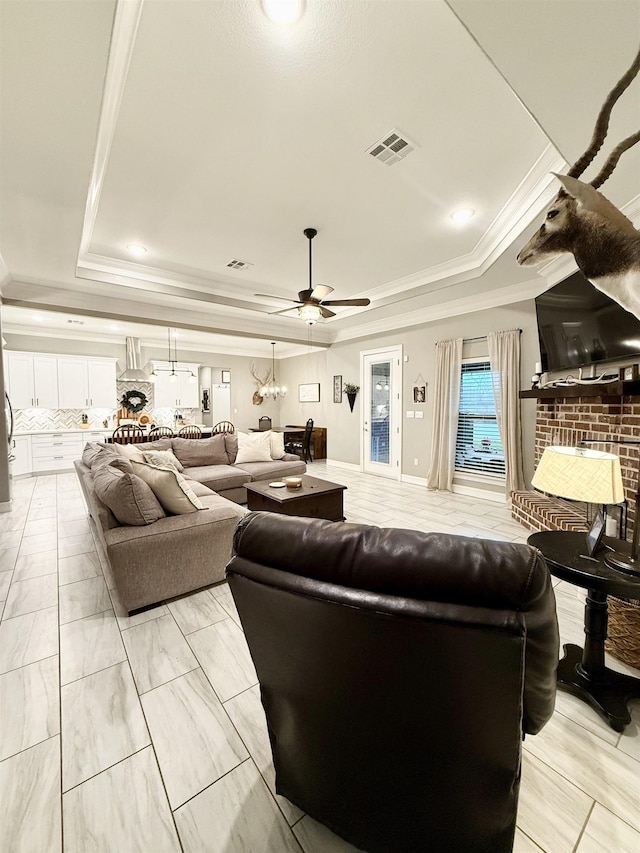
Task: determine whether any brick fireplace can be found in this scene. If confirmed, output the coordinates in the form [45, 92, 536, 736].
[512, 392, 640, 537]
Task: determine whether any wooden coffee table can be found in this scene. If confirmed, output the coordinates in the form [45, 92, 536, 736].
[245, 475, 346, 521]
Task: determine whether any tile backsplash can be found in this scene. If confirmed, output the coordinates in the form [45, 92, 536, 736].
[12, 379, 201, 432]
[14, 406, 200, 432]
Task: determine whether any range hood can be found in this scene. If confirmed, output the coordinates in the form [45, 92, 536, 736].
[118, 337, 149, 382]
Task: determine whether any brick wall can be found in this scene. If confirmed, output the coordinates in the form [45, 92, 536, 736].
[512, 394, 639, 536]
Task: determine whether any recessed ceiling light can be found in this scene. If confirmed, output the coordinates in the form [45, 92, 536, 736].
[127, 244, 147, 256]
[450, 208, 475, 224]
[262, 0, 304, 25]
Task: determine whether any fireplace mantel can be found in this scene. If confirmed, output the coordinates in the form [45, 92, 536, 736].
[520, 380, 640, 400]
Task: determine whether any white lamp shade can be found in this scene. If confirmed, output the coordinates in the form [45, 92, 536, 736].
[531, 446, 624, 505]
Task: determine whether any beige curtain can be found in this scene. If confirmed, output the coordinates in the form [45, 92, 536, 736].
[427, 337, 463, 491]
[487, 329, 525, 496]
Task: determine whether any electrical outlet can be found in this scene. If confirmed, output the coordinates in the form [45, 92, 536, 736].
[406, 410, 414, 418]
[414, 458, 419, 466]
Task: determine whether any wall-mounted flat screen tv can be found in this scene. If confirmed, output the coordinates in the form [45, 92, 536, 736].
[535, 272, 640, 373]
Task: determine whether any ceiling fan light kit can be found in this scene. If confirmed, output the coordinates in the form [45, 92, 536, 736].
[256, 228, 371, 324]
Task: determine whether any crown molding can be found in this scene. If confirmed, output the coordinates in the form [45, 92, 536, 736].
[330, 278, 545, 344]
[360, 145, 567, 302]
[77, 0, 144, 262]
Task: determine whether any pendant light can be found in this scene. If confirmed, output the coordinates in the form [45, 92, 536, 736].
[150, 328, 197, 384]
[260, 342, 287, 399]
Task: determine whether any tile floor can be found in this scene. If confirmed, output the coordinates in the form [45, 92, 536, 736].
[0, 462, 639, 852]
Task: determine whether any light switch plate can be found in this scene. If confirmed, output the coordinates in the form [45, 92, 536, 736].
[415, 411, 424, 419]
[406, 410, 414, 418]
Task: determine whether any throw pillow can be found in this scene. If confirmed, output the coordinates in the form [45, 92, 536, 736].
[172, 435, 228, 468]
[269, 431, 285, 460]
[131, 461, 204, 514]
[92, 464, 166, 525]
[224, 432, 238, 464]
[82, 441, 106, 468]
[141, 448, 184, 472]
[235, 431, 273, 464]
[114, 443, 145, 463]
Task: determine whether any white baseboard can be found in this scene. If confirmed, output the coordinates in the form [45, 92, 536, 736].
[452, 483, 506, 504]
[325, 459, 361, 471]
[0, 499, 13, 513]
[401, 473, 428, 487]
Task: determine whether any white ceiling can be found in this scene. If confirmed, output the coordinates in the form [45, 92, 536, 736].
[1, 0, 639, 357]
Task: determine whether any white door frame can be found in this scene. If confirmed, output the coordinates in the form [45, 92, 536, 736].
[360, 345, 403, 479]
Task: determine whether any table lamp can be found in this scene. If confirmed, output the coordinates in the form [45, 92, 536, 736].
[532, 445, 624, 506]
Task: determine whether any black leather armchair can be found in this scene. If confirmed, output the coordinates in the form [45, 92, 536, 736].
[227, 513, 559, 853]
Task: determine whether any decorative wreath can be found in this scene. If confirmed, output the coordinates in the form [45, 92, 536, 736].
[120, 390, 148, 414]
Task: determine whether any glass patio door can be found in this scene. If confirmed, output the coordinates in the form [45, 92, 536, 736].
[361, 346, 402, 478]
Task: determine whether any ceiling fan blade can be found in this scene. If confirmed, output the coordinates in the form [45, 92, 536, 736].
[269, 306, 301, 316]
[255, 293, 302, 305]
[319, 306, 336, 319]
[321, 298, 371, 307]
[297, 288, 314, 302]
[311, 284, 334, 301]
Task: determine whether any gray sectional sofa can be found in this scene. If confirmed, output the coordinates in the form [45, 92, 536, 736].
[75, 433, 306, 613]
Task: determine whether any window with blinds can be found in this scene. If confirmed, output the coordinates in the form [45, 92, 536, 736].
[455, 361, 506, 478]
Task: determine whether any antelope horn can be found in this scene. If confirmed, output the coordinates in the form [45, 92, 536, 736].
[590, 129, 640, 188]
[567, 45, 640, 179]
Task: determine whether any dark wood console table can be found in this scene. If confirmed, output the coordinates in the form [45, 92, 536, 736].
[528, 530, 640, 731]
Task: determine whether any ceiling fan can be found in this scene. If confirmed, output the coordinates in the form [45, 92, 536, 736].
[256, 228, 371, 324]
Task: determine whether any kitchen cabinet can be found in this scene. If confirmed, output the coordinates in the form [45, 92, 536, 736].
[87, 360, 117, 407]
[10, 435, 31, 477]
[58, 358, 116, 408]
[5, 353, 58, 409]
[152, 363, 200, 408]
[31, 433, 83, 472]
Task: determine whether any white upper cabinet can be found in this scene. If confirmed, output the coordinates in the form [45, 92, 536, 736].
[6, 352, 117, 410]
[87, 360, 117, 408]
[58, 358, 89, 409]
[6, 353, 58, 408]
[58, 357, 117, 408]
[152, 363, 200, 408]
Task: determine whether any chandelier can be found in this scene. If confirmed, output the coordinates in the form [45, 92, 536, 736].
[260, 342, 287, 399]
[150, 328, 197, 384]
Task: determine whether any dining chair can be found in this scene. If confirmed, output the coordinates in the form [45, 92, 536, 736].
[148, 426, 175, 441]
[111, 424, 145, 444]
[212, 421, 235, 434]
[286, 419, 314, 462]
[178, 425, 202, 439]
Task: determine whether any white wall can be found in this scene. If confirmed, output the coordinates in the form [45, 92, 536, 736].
[279, 299, 539, 487]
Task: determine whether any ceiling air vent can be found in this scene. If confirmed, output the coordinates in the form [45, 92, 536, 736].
[366, 129, 417, 166]
[227, 259, 253, 270]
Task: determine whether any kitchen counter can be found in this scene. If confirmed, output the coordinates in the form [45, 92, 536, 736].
[14, 428, 112, 436]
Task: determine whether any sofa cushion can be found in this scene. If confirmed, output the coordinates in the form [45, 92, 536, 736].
[172, 435, 228, 468]
[92, 464, 166, 526]
[235, 431, 272, 464]
[224, 432, 238, 464]
[187, 480, 217, 498]
[141, 448, 184, 472]
[95, 455, 134, 474]
[184, 464, 251, 492]
[85, 443, 121, 469]
[114, 442, 145, 463]
[136, 438, 174, 453]
[235, 458, 307, 481]
[82, 441, 106, 468]
[269, 431, 285, 460]
[131, 461, 204, 514]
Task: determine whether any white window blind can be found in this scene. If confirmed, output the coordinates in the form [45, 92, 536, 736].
[455, 361, 506, 478]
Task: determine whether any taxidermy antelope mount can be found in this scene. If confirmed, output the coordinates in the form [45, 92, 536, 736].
[250, 362, 271, 406]
[517, 46, 640, 319]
